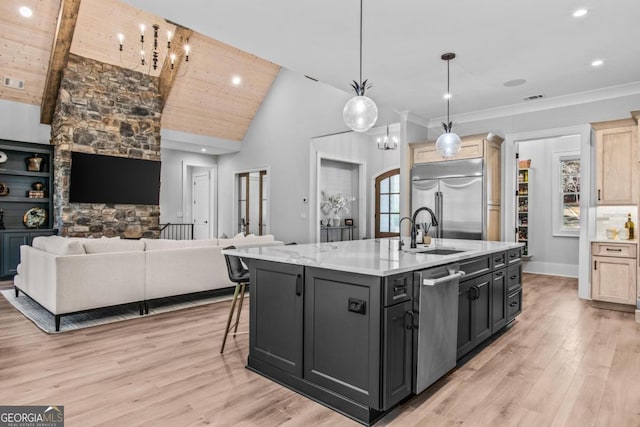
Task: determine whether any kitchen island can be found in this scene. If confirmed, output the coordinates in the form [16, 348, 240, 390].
[224, 238, 524, 425]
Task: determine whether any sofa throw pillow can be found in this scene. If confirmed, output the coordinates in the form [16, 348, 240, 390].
[83, 239, 145, 254]
[32, 236, 86, 255]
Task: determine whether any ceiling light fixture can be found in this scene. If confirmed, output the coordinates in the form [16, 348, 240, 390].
[573, 8, 588, 17]
[342, 0, 378, 133]
[435, 53, 462, 158]
[591, 59, 604, 67]
[231, 75, 242, 86]
[201, 148, 207, 152]
[377, 124, 398, 150]
[117, 23, 190, 74]
[19, 6, 32, 18]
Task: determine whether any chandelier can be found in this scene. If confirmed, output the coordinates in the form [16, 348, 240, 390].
[117, 23, 190, 73]
[435, 53, 462, 158]
[343, 0, 378, 132]
[377, 124, 398, 150]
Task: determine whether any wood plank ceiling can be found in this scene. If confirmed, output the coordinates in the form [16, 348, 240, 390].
[0, 0, 280, 142]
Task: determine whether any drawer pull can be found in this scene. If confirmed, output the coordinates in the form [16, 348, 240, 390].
[393, 285, 407, 292]
[510, 275, 518, 280]
[605, 248, 622, 252]
[509, 301, 519, 307]
[295, 274, 302, 296]
[495, 272, 504, 277]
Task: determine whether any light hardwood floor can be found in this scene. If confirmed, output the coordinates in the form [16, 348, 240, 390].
[1, 274, 639, 426]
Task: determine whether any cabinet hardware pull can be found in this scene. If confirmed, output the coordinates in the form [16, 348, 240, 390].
[295, 274, 302, 296]
[509, 302, 518, 307]
[605, 248, 622, 252]
[594, 260, 597, 270]
[405, 310, 415, 330]
[598, 189, 601, 201]
[495, 272, 504, 277]
[393, 285, 407, 292]
[510, 275, 518, 279]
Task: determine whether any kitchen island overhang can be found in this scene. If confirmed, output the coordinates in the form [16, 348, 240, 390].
[224, 238, 524, 425]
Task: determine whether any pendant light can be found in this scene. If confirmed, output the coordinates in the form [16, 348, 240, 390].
[377, 124, 398, 150]
[435, 53, 462, 158]
[343, 0, 378, 133]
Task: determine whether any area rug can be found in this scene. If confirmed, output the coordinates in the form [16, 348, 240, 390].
[1, 289, 235, 334]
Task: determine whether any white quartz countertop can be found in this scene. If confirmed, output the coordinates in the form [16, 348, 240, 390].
[224, 238, 524, 277]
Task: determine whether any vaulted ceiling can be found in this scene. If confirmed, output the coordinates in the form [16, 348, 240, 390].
[126, 0, 640, 123]
[0, 0, 280, 145]
[3, 0, 640, 151]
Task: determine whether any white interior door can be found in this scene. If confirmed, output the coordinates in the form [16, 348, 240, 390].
[193, 172, 210, 239]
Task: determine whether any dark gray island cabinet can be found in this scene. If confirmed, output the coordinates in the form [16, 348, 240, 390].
[232, 239, 523, 425]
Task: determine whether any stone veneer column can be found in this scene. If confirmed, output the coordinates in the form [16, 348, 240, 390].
[50, 54, 161, 238]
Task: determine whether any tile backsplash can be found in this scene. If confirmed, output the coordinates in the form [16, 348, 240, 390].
[596, 206, 638, 240]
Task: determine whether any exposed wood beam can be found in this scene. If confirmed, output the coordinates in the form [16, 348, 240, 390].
[40, 0, 81, 125]
[158, 26, 193, 110]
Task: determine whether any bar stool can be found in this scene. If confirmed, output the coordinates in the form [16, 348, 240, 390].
[220, 246, 250, 354]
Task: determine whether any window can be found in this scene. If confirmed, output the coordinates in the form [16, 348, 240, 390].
[375, 169, 400, 238]
[552, 152, 580, 236]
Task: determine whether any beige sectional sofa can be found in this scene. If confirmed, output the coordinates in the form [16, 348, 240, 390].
[13, 234, 283, 331]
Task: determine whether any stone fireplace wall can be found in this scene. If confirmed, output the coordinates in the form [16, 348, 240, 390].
[51, 54, 161, 238]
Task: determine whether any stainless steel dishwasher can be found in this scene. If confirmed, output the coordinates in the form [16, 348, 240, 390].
[413, 263, 464, 394]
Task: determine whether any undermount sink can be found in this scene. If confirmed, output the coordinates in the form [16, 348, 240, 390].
[419, 248, 466, 255]
[402, 246, 467, 255]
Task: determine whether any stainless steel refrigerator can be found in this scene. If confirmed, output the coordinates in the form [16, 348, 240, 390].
[411, 158, 485, 240]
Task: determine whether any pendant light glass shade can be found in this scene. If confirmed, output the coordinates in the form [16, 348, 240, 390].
[435, 132, 462, 157]
[343, 0, 377, 132]
[344, 95, 378, 133]
[436, 52, 461, 158]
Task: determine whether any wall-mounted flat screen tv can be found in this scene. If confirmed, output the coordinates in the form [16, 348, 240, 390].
[69, 152, 161, 205]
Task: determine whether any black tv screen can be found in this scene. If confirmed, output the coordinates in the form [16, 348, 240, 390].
[69, 152, 161, 205]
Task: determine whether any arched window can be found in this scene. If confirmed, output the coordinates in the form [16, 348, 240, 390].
[375, 168, 400, 238]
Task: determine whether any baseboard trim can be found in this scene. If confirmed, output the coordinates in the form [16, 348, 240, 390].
[522, 261, 578, 278]
[592, 300, 635, 313]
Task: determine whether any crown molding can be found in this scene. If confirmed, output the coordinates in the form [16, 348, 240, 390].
[428, 81, 640, 127]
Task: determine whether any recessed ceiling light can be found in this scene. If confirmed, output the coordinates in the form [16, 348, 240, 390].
[231, 75, 242, 86]
[19, 6, 32, 17]
[201, 148, 207, 152]
[443, 93, 452, 100]
[573, 8, 588, 17]
[504, 79, 527, 87]
[591, 59, 604, 67]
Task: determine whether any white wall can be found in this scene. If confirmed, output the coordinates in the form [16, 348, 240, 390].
[216, 67, 397, 244]
[0, 100, 51, 144]
[519, 135, 580, 277]
[160, 148, 217, 224]
[311, 129, 401, 241]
